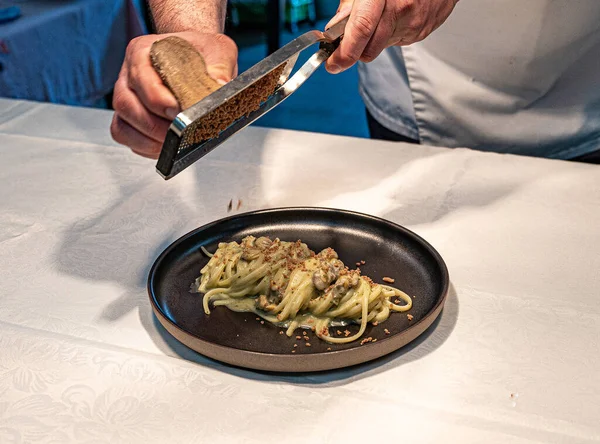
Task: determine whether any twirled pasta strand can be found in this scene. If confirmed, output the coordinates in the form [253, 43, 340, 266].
[197, 237, 412, 344]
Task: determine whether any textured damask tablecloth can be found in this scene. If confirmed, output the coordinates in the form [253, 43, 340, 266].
[0, 98, 599, 443]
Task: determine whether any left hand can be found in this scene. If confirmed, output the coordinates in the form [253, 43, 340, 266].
[110, 32, 237, 159]
[325, 0, 459, 74]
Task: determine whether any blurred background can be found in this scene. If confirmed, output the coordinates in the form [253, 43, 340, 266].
[0, 0, 368, 137]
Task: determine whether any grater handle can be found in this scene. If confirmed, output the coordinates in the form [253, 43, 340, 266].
[319, 15, 349, 56]
[323, 15, 350, 41]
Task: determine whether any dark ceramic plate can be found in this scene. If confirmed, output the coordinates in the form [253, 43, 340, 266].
[148, 207, 449, 372]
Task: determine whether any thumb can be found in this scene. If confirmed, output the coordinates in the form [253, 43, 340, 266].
[206, 62, 238, 86]
[325, 0, 353, 30]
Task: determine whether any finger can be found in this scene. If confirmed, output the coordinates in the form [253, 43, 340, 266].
[190, 33, 239, 84]
[126, 47, 180, 120]
[325, 0, 353, 30]
[206, 62, 238, 86]
[110, 114, 162, 159]
[112, 76, 171, 143]
[326, 0, 385, 74]
[360, 5, 396, 62]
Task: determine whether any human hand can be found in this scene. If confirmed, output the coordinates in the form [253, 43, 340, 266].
[110, 32, 237, 158]
[325, 0, 459, 74]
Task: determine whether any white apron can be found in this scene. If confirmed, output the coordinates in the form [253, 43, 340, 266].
[358, 0, 600, 159]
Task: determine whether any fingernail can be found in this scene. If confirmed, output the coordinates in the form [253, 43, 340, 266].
[329, 64, 342, 74]
[165, 107, 179, 119]
[216, 78, 228, 86]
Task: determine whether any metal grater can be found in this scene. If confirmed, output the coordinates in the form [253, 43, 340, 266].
[156, 17, 349, 180]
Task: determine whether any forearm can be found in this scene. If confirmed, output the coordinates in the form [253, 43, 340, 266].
[148, 0, 227, 34]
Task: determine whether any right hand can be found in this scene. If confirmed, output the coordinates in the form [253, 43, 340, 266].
[325, 0, 458, 74]
[110, 32, 238, 159]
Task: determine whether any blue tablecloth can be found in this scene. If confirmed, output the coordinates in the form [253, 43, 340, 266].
[0, 0, 146, 107]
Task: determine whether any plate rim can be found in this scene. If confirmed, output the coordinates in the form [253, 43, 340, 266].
[147, 206, 449, 372]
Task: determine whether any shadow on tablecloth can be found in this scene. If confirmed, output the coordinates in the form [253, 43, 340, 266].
[55, 129, 534, 385]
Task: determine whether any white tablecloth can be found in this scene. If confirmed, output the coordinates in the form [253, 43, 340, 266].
[0, 98, 599, 443]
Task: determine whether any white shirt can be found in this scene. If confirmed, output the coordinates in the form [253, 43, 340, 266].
[359, 0, 600, 159]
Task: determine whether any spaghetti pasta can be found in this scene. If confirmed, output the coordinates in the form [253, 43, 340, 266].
[196, 236, 412, 344]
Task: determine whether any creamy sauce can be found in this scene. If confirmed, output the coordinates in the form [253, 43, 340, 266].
[221, 298, 351, 329]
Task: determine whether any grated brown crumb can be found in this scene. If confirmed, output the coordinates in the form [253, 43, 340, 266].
[305, 343, 311, 347]
[372, 321, 378, 326]
[302, 331, 307, 336]
[255, 317, 260, 321]
[336, 330, 342, 335]
[382, 277, 395, 283]
[327, 347, 332, 351]
[260, 321, 264, 324]
[292, 350, 296, 353]
[360, 260, 366, 265]
[407, 314, 414, 321]
[304, 336, 309, 341]
[384, 328, 390, 335]
[296, 336, 302, 340]
[279, 331, 284, 335]
[181, 65, 286, 143]
[344, 330, 351, 337]
[293, 344, 298, 348]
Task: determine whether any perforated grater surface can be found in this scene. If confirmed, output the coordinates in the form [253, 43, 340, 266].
[155, 17, 349, 180]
